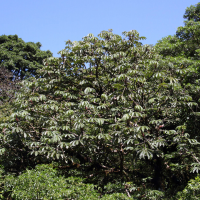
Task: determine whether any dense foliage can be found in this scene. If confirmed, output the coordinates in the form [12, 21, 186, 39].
[1, 3, 200, 199]
[0, 35, 52, 80]
[3, 164, 100, 199]
[176, 175, 200, 199]
[0, 35, 52, 154]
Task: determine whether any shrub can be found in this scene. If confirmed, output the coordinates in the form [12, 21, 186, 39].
[3, 164, 99, 200]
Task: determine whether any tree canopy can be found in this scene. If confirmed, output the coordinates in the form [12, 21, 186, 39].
[0, 34, 52, 80]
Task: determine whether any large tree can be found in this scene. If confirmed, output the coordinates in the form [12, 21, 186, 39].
[0, 34, 52, 80]
[156, 3, 200, 59]
[1, 29, 199, 198]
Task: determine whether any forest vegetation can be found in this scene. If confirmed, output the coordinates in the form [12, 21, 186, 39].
[1, 3, 200, 199]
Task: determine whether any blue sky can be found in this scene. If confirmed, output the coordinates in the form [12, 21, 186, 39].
[1, 0, 199, 56]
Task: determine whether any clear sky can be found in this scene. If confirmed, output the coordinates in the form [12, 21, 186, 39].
[1, 0, 199, 56]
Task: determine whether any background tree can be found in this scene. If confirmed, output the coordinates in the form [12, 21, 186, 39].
[156, 3, 200, 59]
[155, 2, 200, 145]
[0, 34, 52, 80]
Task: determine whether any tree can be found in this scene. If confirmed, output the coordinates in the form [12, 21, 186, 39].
[1, 29, 199, 198]
[156, 3, 200, 59]
[0, 34, 52, 80]
[155, 3, 200, 141]
[154, 3, 200, 197]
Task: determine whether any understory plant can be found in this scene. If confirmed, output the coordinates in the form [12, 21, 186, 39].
[3, 164, 99, 200]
